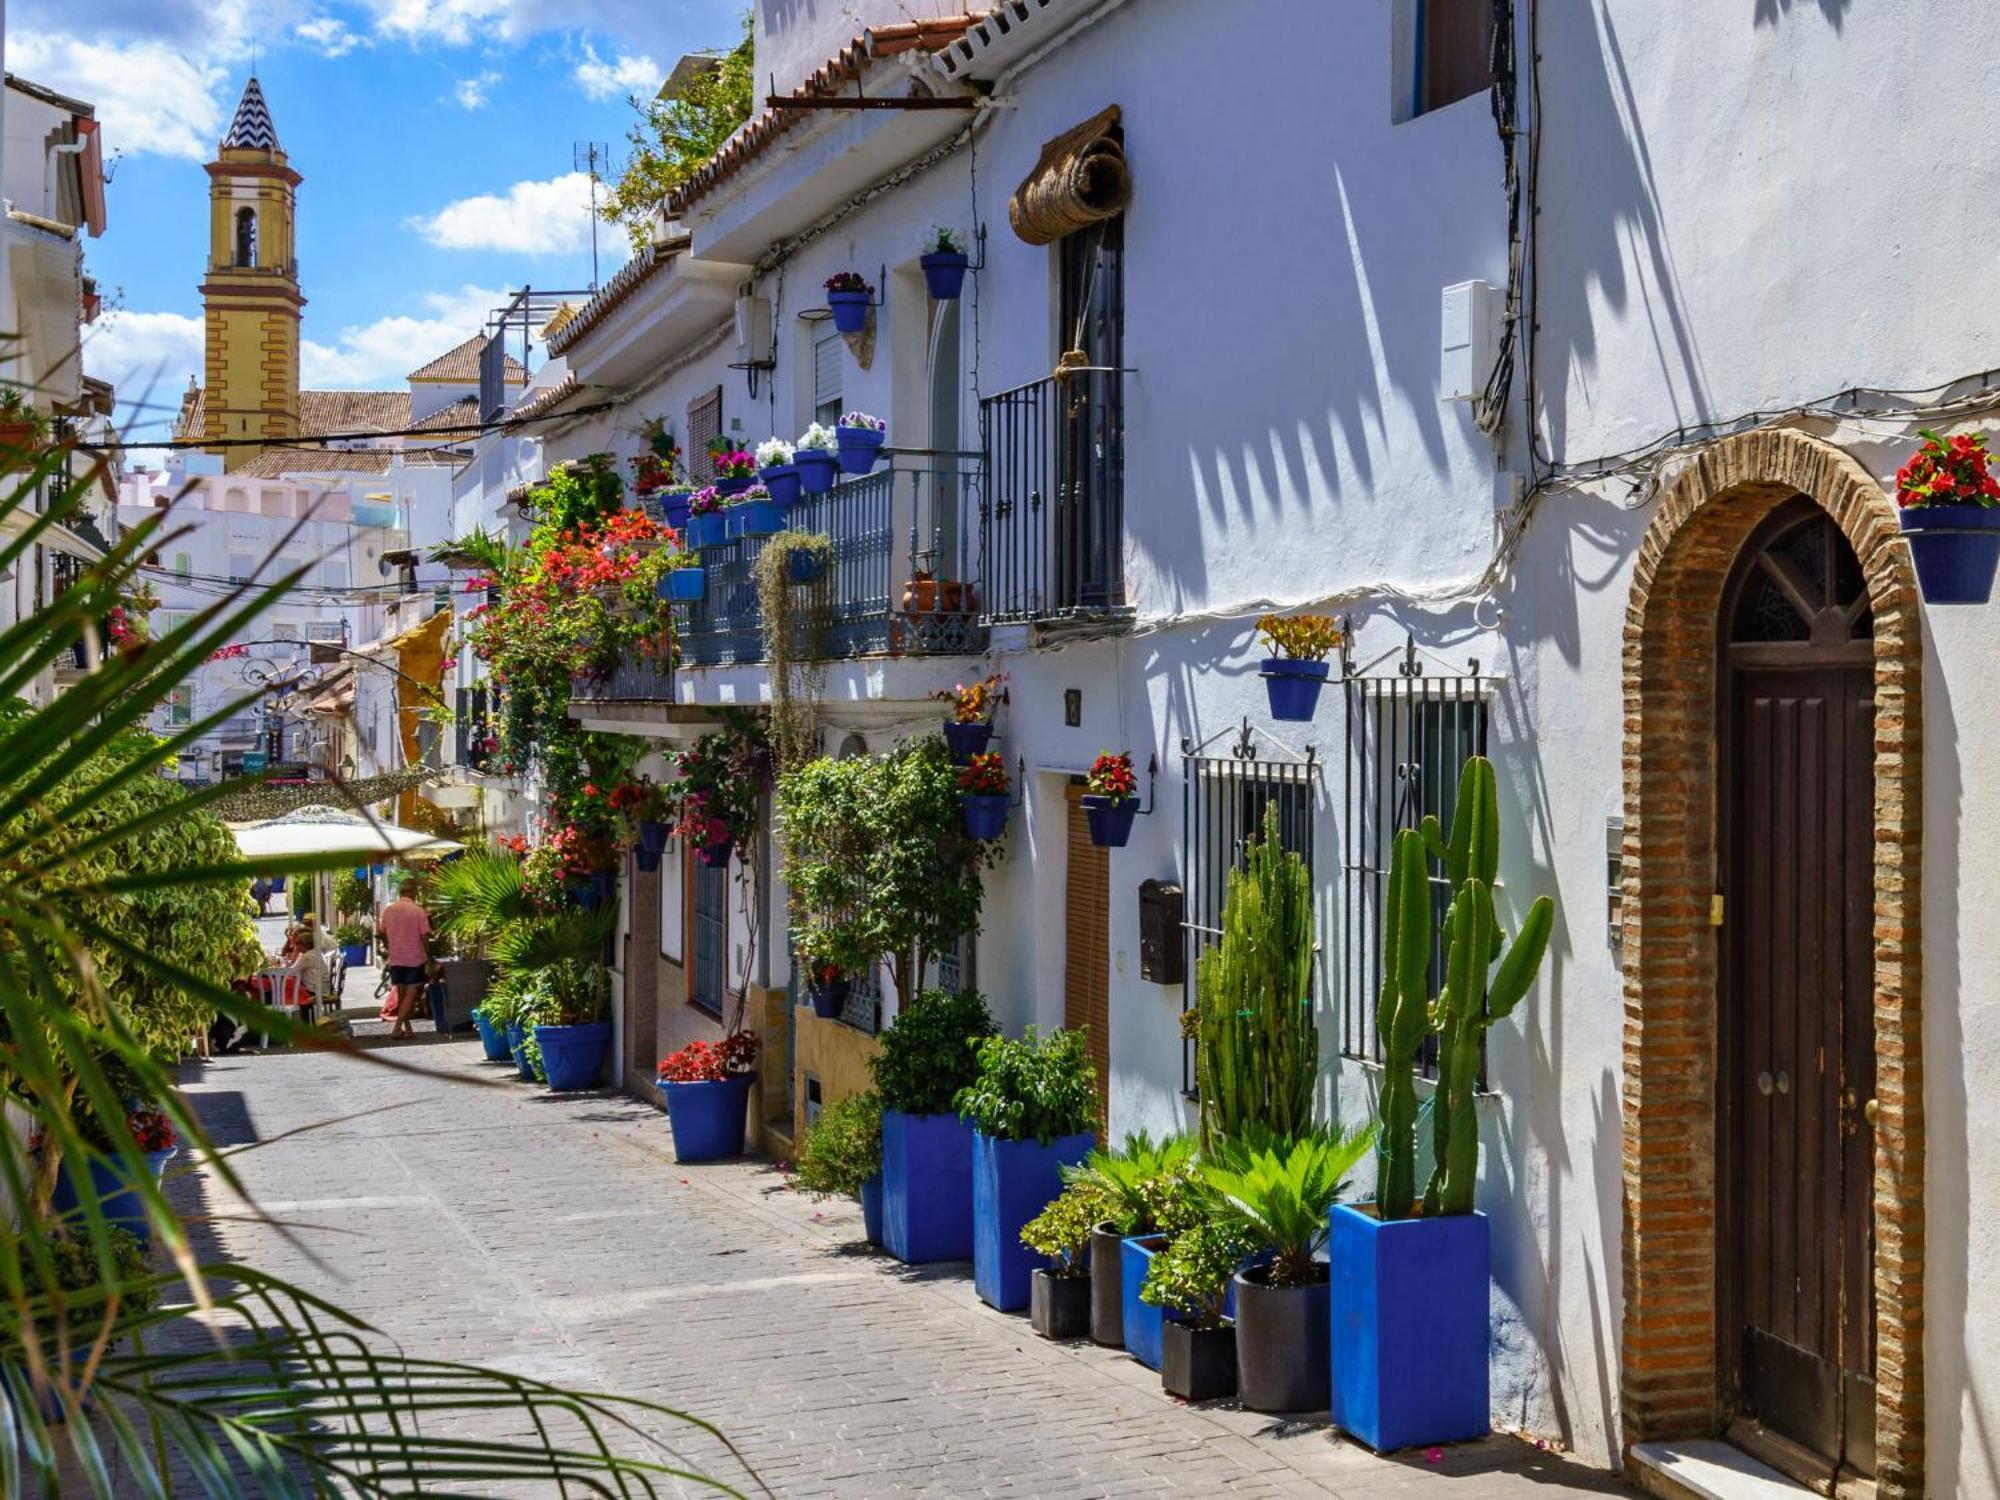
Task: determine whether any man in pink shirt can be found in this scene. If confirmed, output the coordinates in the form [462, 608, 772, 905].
[377, 888, 433, 1039]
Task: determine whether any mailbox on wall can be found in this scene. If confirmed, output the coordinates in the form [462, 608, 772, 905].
[1138, 878, 1184, 986]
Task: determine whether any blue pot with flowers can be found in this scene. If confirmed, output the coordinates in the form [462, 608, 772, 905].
[756, 439, 801, 506]
[1081, 750, 1140, 848]
[958, 751, 1010, 841]
[45, 1107, 179, 1248]
[660, 487, 694, 532]
[795, 428, 838, 494]
[687, 488, 727, 548]
[732, 485, 785, 537]
[1896, 428, 2000, 603]
[836, 412, 887, 475]
[1256, 613, 1341, 722]
[824, 271, 873, 334]
[919, 229, 970, 300]
[659, 567, 705, 603]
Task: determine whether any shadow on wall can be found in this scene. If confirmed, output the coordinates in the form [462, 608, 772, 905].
[1751, 0, 1854, 29]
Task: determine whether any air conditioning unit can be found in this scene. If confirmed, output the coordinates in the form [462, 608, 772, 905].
[734, 294, 773, 368]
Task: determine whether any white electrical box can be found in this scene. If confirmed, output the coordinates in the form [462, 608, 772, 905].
[1440, 279, 1499, 403]
[734, 294, 773, 366]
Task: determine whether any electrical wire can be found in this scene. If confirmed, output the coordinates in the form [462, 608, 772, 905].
[86, 398, 622, 454]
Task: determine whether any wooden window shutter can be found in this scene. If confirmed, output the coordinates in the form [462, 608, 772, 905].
[687, 386, 722, 483]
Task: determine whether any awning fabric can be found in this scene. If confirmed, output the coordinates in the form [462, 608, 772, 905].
[392, 610, 452, 826]
[1009, 105, 1129, 246]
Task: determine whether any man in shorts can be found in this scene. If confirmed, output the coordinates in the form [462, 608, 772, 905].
[377, 885, 433, 1039]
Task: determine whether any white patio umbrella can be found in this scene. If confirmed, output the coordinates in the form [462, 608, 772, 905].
[229, 804, 461, 860]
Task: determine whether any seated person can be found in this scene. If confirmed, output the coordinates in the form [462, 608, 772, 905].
[279, 927, 331, 1011]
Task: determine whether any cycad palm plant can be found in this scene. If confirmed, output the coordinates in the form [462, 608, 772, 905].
[1062, 1131, 1196, 1235]
[1202, 1125, 1377, 1287]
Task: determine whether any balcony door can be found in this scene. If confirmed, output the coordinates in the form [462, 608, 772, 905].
[1056, 214, 1123, 611]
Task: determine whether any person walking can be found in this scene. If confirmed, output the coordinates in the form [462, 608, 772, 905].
[377, 886, 433, 1040]
[250, 877, 271, 916]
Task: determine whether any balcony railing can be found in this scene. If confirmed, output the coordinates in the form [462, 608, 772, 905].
[979, 368, 1126, 624]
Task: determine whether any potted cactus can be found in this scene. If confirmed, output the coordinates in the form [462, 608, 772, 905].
[825, 270, 873, 333]
[919, 226, 970, 300]
[1256, 613, 1341, 722]
[756, 437, 800, 506]
[795, 423, 838, 494]
[1896, 428, 2000, 602]
[1333, 756, 1553, 1451]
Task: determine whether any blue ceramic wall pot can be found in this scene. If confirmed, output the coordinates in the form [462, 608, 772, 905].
[534, 1021, 610, 1092]
[796, 448, 837, 494]
[50, 1149, 177, 1247]
[835, 425, 885, 475]
[961, 793, 1009, 841]
[787, 550, 826, 584]
[662, 1073, 755, 1162]
[860, 1173, 885, 1247]
[1900, 503, 2000, 603]
[715, 474, 754, 498]
[724, 505, 747, 540]
[688, 512, 726, 548]
[1081, 794, 1137, 847]
[920, 251, 970, 300]
[805, 975, 849, 1020]
[1328, 1204, 1489, 1451]
[636, 819, 670, 873]
[659, 567, 706, 603]
[736, 497, 784, 535]
[661, 491, 693, 530]
[971, 1129, 1095, 1312]
[1260, 658, 1330, 721]
[940, 719, 992, 762]
[761, 464, 802, 506]
[827, 289, 870, 333]
[697, 838, 733, 869]
[880, 1110, 975, 1263]
[472, 1007, 512, 1061]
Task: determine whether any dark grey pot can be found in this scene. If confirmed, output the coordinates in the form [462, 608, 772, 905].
[1030, 1269, 1092, 1341]
[1090, 1224, 1125, 1346]
[1233, 1265, 1330, 1412]
[1162, 1319, 1237, 1402]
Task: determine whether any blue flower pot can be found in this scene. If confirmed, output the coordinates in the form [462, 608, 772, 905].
[1329, 1205, 1489, 1452]
[688, 512, 726, 548]
[971, 1128, 1094, 1312]
[534, 1020, 610, 1092]
[920, 251, 970, 301]
[787, 550, 826, 585]
[659, 567, 706, 603]
[940, 719, 992, 762]
[1260, 658, 1330, 722]
[661, 491, 693, 531]
[340, 942, 369, 968]
[1901, 504, 2000, 604]
[697, 839, 733, 869]
[662, 1073, 754, 1162]
[507, 1022, 536, 1081]
[576, 870, 614, 910]
[827, 289, 870, 333]
[805, 976, 849, 1020]
[636, 819, 670, 872]
[880, 1110, 975, 1264]
[472, 1007, 512, 1061]
[796, 449, 837, 494]
[761, 464, 801, 506]
[961, 792, 1008, 841]
[736, 497, 784, 536]
[50, 1148, 177, 1248]
[836, 427, 885, 475]
[724, 506, 747, 540]
[1081, 794, 1137, 847]
[716, 474, 754, 498]
[861, 1173, 885, 1247]
[1120, 1235, 1172, 1369]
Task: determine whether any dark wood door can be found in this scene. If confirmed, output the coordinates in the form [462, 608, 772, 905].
[1719, 501, 1876, 1483]
[1064, 783, 1111, 1127]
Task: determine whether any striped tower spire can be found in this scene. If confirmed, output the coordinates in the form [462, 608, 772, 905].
[221, 76, 280, 152]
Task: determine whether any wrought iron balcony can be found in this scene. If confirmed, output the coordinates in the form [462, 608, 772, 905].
[979, 367, 1126, 625]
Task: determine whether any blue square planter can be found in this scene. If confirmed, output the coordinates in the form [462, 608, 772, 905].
[972, 1129, 1094, 1312]
[860, 1173, 884, 1246]
[881, 1110, 975, 1263]
[1328, 1205, 1489, 1452]
[1121, 1235, 1170, 1369]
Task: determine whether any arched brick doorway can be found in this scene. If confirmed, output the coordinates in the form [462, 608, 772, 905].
[1618, 430, 1924, 1497]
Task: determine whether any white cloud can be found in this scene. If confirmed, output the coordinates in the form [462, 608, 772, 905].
[361, 0, 508, 48]
[407, 173, 597, 256]
[454, 70, 502, 109]
[10, 33, 226, 161]
[85, 309, 206, 437]
[574, 44, 658, 101]
[302, 284, 506, 388]
[295, 15, 365, 57]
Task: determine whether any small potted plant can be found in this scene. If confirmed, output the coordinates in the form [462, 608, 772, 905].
[794, 1089, 885, 1246]
[957, 752, 1011, 841]
[713, 447, 758, 497]
[657, 550, 706, 604]
[658, 483, 695, 533]
[1145, 1219, 1255, 1401]
[531, 961, 613, 1092]
[835, 410, 887, 475]
[0, 386, 48, 465]
[657, 1031, 760, 1162]
[675, 789, 736, 868]
[1021, 1179, 1110, 1340]
[1065, 1131, 1197, 1352]
[686, 486, 728, 549]
[729, 483, 783, 538]
[872, 988, 997, 1263]
[43, 1105, 180, 1248]
[795, 423, 839, 494]
[801, 960, 850, 1021]
[333, 920, 371, 968]
[919, 226, 970, 300]
[1081, 750, 1139, 847]
[1256, 613, 1341, 722]
[611, 781, 672, 871]
[935, 674, 1004, 761]
[824, 270, 873, 333]
[781, 531, 833, 585]
[756, 437, 800, 506]
[954, 1026, 1099, 1313]
[1896, 427, 2000, 603]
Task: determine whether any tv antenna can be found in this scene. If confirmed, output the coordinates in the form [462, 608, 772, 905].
[573, 141, 610, 289]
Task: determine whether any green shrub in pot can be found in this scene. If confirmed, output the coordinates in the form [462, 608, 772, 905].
[953, 1027, 1097, 1146]
[795, 1090, 882, 1202]
[1020, 1178, 1110, 1277]
[870, 987, 995, 1116]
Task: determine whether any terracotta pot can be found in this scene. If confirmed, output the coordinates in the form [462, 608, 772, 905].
[903, 572, 937, 615]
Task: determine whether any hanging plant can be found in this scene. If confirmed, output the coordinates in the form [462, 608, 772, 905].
[755, 532, 836, 772]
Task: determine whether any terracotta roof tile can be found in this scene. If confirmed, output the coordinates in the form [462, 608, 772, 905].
[406, 333, 526, 385]
[545, 240, 686, 355]
[504, 373, 581, 426]
[229, 445, 453, 479]
[409, 395, 479, 434]
[173, 387, 411, 443]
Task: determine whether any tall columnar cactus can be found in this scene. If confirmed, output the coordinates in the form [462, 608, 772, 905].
[1194, 804, 1318, 1152]
[1375, 756, 1555, 1221]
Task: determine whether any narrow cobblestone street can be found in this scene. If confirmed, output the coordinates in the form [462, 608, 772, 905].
[167, 1035, 1627, 1499]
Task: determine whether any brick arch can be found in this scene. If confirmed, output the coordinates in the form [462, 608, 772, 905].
[1618, 429, 1924, 1496]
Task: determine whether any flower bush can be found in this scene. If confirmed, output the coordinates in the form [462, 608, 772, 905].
[797, 422, 837, 453]
[934, 673, 1004, 724]
[1256, 613, 1342, 661]
[658, 1031, 759, 1083]
[1086, 751, 1136, 803]
[1896, 428, 2000, 509]
[824, 271, 871, 296]
[713, 449, 757, 480]
[957, 751, 1009, 797]
[838, 410, 886, 433]
[755, 437, 794, 468]
[688, 485, 725, 516]
[727, 483, 772, 508]
[671, 718, 772, 853]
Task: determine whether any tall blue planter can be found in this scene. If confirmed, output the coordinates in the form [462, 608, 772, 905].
[971, 1129, 1094, 1312]
[860, 1174, 885, 1247]
[535, 1021, 610, 1092]
[1121, 1235, 1170, 1370]
[50, 1149, 177, 1248]
[1329, 1205, 1490, 1452]
[472, 1007, 512, 1061]
[662, 1074, 754, 1163]
[880, 1110, 974, 1263]
[507, 1022, 536, 1081]
[796, 449, 837, 494]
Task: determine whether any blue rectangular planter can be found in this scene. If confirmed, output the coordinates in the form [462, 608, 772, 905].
[860, 1173, 884, 1247]
[972, 1129, 1094, 1312]
[1121, 1235, 1170, 1370]
[1328, 1205, 1490, 1452]
[880, 1110, 975, 1264]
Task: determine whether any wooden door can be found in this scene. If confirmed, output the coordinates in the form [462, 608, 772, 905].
[1719, 501, 1876, 1483]
[1064, 784, 1111, 1125]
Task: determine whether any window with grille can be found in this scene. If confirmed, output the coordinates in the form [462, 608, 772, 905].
[1338, 654, 1490, 1073]
[164, 688, 192, 726]
[689, 850, 729, 1018]
[813, 328, 843, 429]
[687, 386, 722, 485]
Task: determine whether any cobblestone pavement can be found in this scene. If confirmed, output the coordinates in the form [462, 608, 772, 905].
[164, 1039, 1629, 1499]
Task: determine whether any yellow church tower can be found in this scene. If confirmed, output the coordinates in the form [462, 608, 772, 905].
[200, 78, 303, 468]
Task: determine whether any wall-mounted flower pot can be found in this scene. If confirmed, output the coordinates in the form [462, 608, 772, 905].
[960, 792, 1009, 841]
[796, 449, 837, 494]
[1120, 1235, 1169, 1369]
[340, 942, 369, 968]
[1030, 1269, 1092, 1340]
[1090, 1223, 1127, 1346]
[661, 492, 693, 531]
[1901, 504, 2000, 603]
[787, 550, 827, 584]
[535, 1020, 610, 1092]
[827, 290, 870, 333]
[920, 251, 970, 301]
[661, 1073, 754, 1162]
[805, 976, 849, 1020]
[881, 1109, 974, 1263]
[1163, 1320, 1238, 1402]
[688, 512, 726, 548]
[836, 427, 885, 475]
[507, 1022, 537, 1081]
[472, 1007, 512, 1061]
[941, 719, 992, 762]
[636, 819, 670, 873]
[697, 839, 733, 869]
[972, 1128, 1094, 1312]
[724, 505, 747, 540]
[659, 567, 706, 603]
[575, 870, 614, 910]
[50, 1148, 177, 1248]
[736, 497, 784, 535]
[1234, 1266, 1329, 1413]
[860, 1172, 885, 1246]
[1260, 658, 1330, 722]
[1329, 1204, 1489, 1452]
[715, 474, 754, 498]
[761, 464, 802, 506]
[1081, 794, 1137, 848]
[270, 875, 287, 892]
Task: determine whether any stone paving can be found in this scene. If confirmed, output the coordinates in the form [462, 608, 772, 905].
[160, 1035, 1630, 1499]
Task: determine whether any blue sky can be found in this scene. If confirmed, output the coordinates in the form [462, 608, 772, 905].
[26, 0, 744, 442]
